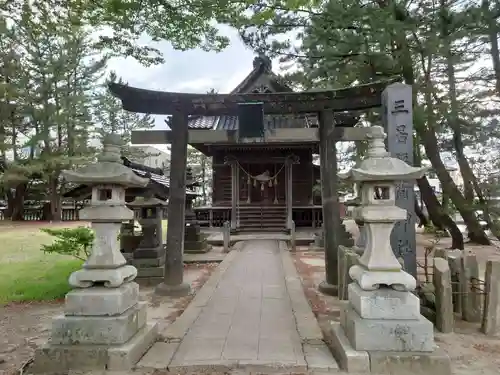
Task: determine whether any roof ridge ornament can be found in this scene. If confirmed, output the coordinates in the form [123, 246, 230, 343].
[253, 54, 272, 72]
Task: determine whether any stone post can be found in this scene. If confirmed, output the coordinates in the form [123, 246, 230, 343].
[461, 253, 482, 322]
[330, 126, 444, 370]
[433, 258, 454, 333]
[30, 134, 157, 373]
[286, 158, 293, 229]
[338, 246, 360, 301]
[156, 110, 190, 297]
[447, 251, 463, 314]
[318, 109, 340, 296]
[481, 260, 500, 336]
[382, 83, 417, 277]
[184, 168, 211, 254]
[290, 220, 296, 252]
[127, 194, 167, 285]
[230, 161, 237, 230]
[223, 221, 230, 253]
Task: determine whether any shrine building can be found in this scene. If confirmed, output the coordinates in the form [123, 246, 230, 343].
[109, 55, 391, 234]
[186, 56, 354, 232]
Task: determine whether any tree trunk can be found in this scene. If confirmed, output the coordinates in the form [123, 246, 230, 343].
[438, 0, 490, 244]
[440, 0, 475, 204]
[414, 198, 428, 227]
[48, 175, 61, 221]
[419, 128, 490, 244]
[6, 183, 27, 221]
[482, 0, 500, 96]
[417, 176, 464, 249]
[378, 0, 487, 245]
[389, 18, 464, 248]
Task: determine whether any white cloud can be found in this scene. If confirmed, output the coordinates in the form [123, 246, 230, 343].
[107, 25, 258, 135]
[172, 77, 217, 92]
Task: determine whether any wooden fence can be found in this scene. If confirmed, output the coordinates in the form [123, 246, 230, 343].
[0, 207, 170, 222]
[0, 208, 81, 221]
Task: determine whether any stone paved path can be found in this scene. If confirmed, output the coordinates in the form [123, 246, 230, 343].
[170, 239, 305, 366]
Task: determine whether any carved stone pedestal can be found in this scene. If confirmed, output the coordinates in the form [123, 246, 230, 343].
[184, 224, 211, 254]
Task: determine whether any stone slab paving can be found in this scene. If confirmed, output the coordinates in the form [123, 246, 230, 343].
[206, 231, 315, 246]
[138, 239, 338, 373]
[172, 239, 304, 366]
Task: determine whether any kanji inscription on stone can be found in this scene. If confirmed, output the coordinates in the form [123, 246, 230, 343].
[382, 83, 417, 277]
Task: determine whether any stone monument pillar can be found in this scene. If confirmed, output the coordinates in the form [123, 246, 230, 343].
[128, 194, 167, 285]
[30, 135, 157, 373]
[382, 83, 417, 276]
[184, 167, 211, 254]
[331, 126, 450, 373]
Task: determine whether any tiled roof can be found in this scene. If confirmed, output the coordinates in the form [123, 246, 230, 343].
[131, 168, 197, 196]
[188, 116, 220, 129]
[131, 168, 169, 187]
[188, 114, 318, 131]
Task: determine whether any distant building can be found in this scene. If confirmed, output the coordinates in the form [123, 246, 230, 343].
[130, 145, 169, 171]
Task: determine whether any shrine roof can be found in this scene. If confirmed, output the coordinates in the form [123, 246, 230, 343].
[187, 112, 357, 130]
[184, 56, 362, 130]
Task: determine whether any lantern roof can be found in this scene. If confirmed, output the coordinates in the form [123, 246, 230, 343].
[62, 134, 150, 187]
[339, 126, 428, 182]
[127, 195, 167, 207]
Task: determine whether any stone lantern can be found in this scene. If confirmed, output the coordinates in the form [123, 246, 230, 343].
[184, 166, 211, 254]
[128, 193, 167, 284]
[30, 134, 157, 373]
[335, 126, 435, 355]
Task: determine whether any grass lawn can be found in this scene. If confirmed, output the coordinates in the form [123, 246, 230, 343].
[0, 224, 83, 305]
[0, 220, 168, 305]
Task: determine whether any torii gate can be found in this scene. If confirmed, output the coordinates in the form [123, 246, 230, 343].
[109, 79, 415, 297]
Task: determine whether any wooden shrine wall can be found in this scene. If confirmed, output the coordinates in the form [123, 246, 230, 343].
[211, 147, 314, 206]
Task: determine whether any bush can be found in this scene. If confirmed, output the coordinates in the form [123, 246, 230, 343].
[40, 226, 94, 261]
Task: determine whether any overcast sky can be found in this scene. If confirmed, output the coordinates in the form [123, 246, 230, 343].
[107, 25, 257, 136]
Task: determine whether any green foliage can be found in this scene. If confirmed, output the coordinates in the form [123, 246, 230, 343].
[40, 227, 94, 261]
[92, 71, 156, 160]
[1, 0, 260, 65]
[0, 258, 82, 304]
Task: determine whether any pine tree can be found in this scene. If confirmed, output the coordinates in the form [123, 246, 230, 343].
[0, 2, 108, 220]
[92, 71, 156, 161]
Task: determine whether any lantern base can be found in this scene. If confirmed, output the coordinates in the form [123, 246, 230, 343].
[318, 280, 339, 296]
[349, 265, 416, 292]
[348, 283, 420, 320]
[155, 281, 191, 297]
[29, 322, 157, 373]
[69, 265, 138, 288]
[341, 305, 434, 352]
[328, 322, 451, 374]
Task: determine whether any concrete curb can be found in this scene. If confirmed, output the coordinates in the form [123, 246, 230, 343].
[279, 241, 340, 372]
[280, 244, 324, 345]
[158, 250, 239, 342]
